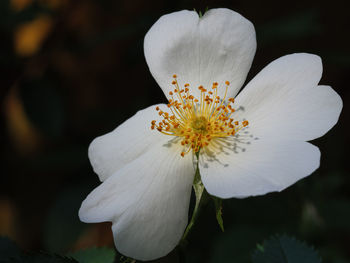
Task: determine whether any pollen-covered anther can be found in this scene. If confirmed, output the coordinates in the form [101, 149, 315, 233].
[151, 76, 249, 157]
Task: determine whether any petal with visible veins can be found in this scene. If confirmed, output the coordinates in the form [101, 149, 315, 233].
[200, 139, 320, 198]
[235, 53, 342, 141]
[144, 8, 256, 100]
[88, 104, 166, 181]
[80, 139, 195, 260]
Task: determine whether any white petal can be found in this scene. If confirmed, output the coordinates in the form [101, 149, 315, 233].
[200, 139, 320, 198]
[88, 104, 166, 181]
[144, 8, 256, 99]
[79, 140, 195, 261]
[235, 53, 342, 141]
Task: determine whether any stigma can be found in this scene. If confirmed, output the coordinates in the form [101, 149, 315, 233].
[151, 75, 249, 157]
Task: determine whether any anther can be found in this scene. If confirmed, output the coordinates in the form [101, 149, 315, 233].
[151, 76, 249, 157]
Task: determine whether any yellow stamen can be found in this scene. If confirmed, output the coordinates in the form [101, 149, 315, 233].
[151, 75, 249, 157]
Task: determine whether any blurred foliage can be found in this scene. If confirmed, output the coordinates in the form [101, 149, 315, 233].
[0, 236, 118, 263]
[257, 9, 322, 46]
[251, 235, 321, 263]
[0, 237, 78, 262]
[68, 247, 116, 263]
[0, 236, 22, 262]
[19, 75, 64, 138]
[0, 234, 327, 263]
[43, 187, 89, 252]
[0, 0, 349, 262]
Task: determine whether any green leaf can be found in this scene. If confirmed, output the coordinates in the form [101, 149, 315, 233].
[181, 160, 207, 241]
[192, 162, 205, 203]
[68, 247, 116, 263]
[256, 243, 265, 253]
[195, 7, 209, 18]
[251, 235, 322, 263]
[212, 197, 224, 232]
[180, 151, 211, 246]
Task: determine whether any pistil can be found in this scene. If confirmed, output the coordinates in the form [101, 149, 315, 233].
[151, 75, 249, 157]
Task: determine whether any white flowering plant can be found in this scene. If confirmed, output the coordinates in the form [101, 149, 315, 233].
[78, 8, 342, 262]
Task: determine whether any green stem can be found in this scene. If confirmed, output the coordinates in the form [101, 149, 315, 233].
[181, 152, 208, 242]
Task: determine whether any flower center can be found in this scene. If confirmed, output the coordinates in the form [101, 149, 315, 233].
[191, 116, 208, 134]
[151, 75, 249, 157]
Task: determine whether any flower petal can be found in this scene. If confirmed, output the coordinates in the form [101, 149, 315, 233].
[144, 8, 256, 99]
[79, 140, 195, 261]
[235, 53, 342, 141]
[199, 139, 320, 198]
[88, 104, 166, 181]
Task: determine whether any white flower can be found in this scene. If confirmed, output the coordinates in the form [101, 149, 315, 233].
[79, 8, 342, 261]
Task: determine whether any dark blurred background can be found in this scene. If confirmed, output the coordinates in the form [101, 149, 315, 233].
[0, 0, 349, 262]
